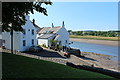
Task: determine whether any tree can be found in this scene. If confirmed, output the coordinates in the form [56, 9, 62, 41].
[76, 31, 83, 36]
[50, 39, 58, 47]
[2, 2, 52, 32]
[68, 30, 72, 35]
[2, 2, 52, 54]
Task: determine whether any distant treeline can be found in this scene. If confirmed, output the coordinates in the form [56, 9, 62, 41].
[68, 30, 120, 37]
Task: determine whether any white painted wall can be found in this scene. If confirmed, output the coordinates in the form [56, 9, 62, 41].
[56, 27, 69, 47]
[38, 39, 48, 47]
[37, 27, 70, 47]
[2, 16, 37, 51]
[2, 31, 21, 51]
[37, 34, 56, 47]
[13, 32, 21, 51]
[20, 16, 37, 51]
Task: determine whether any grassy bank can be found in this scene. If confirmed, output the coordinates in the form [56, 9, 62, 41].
[70, 35, 119, 41]
[2, 52, 116, 79]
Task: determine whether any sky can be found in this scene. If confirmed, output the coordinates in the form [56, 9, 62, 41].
[29, 2, 118, 31]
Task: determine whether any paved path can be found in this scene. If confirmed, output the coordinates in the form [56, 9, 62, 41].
[1, 48, 119, 73]
[1, 49, 68, 65]
[42, 48, 92, 66]
[1, 48, 92, 66]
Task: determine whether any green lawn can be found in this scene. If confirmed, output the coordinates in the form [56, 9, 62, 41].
[2, 52, 117, 79]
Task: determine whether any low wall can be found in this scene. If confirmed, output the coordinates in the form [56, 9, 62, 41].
[2, 49, 68, 65]
[69, 48, 81, 56]
[66, 62, 120, 79]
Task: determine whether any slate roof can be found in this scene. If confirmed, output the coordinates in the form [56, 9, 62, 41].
[34, 23, 40, 29]
[37, 26, 62, 34]
[38, 34, 54, 39]
[36, 28, 43, 34]
[54, 35, 60, 40]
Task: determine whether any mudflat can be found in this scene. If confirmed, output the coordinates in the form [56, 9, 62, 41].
[70, 38, 119, 46]
[80, 52, 119, 72]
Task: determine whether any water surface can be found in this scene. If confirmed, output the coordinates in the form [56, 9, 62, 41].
[70, 41, 119, 60]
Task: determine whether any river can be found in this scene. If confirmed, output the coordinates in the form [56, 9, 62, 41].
[70, 41, 119, 60]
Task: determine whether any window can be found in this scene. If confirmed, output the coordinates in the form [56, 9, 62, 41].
[32, 39, 34, 45]
[2, 40, 5, 43]
[32, 29, 34, 35]
[59, 41, 61, 45]
[23, 29, 26, 35]
[28, 29, 30, 31]
[2, 40, 5, 46]
[65, 40, 67, 44]
[23, 40, 26, 46]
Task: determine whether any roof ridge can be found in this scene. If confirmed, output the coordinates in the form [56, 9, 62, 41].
[30, 21, 40, 28]
[37, 26, 62, 34]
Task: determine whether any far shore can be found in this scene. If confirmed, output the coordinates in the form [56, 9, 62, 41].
[70, 38, 119, 46]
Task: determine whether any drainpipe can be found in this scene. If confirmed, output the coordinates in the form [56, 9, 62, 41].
[10, 28, 13, 54]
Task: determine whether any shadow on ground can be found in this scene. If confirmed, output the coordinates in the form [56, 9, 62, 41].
[26, 49, 65, 58]
[79, 56, 97, 61]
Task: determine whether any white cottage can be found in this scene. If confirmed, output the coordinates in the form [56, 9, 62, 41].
[37, 21, 70, 47]
[2, 16, 38, 51]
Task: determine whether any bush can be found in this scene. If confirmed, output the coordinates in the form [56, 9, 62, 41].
[42, 44, 47, 48]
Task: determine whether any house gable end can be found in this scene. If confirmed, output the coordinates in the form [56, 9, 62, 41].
[21, 16, 36, 30]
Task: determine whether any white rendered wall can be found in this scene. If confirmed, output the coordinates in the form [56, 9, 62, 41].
[2, 31, 21, 51]
[20, 16, 37, 51]
[56, 27, 69, 47]
[38, 39, 48, 47]
[37, 34, 56, 47]
[37, 27, 69, 47]
[2, 16, 37, 51]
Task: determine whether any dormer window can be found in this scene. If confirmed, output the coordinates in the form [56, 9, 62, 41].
[32, 29, 34, 35]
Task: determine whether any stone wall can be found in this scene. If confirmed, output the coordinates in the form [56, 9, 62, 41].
[1, 49, 68, 65]
[66, 62, 120, 79]
[69, 48, 81, 56]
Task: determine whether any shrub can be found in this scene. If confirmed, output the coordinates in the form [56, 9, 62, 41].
[42, 44, 47, 48]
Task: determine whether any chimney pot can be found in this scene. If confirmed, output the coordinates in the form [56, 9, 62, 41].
[62, 21, 65, 27]
[52, 23, 54, 28]
[33, 19, 35, 25]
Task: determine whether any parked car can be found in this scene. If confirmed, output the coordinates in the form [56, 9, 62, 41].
[29, 46, 43, 52]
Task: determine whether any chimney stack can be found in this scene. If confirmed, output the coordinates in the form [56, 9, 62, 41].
[33, 19, 35, 25]
[52, 23, 54, 28]
[62, 21, 65, 27]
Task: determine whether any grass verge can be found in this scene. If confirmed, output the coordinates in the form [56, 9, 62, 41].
[2, 52, 117, 79]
